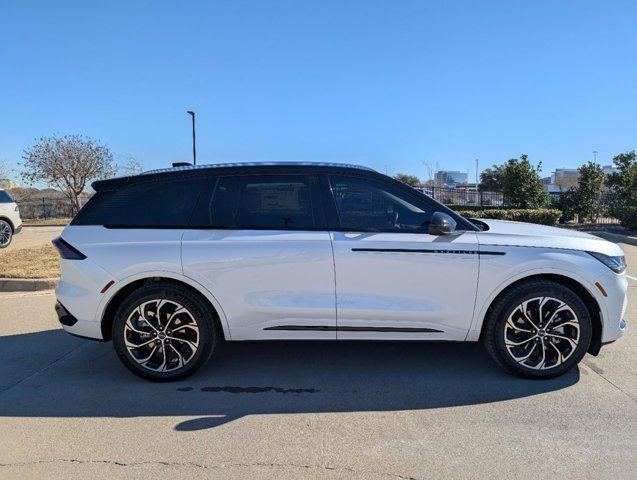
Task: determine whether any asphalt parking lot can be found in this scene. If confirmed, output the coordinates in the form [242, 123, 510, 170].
[0, 234, 635, 479]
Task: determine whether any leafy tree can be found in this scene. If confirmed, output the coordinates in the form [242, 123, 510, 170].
[483, 154, 548, 208]
[479, 167, 501, 192]
[574, 162, 605, 222]
[607, 150, 637, 230]
[394, 173, 422, 187]
[22, 134, 116, 211]
[551, 187, 578, 221]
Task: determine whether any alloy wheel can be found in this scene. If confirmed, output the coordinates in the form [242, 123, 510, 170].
[0, 222, 11, 247]
[503, 296, 580, 370]
[124, 299, 200, 372]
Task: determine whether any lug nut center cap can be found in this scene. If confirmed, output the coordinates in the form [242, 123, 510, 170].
[158, 332, 167, 340]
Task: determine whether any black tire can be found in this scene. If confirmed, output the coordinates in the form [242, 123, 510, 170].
[112, 281, 218, 382]
[483, 279, 592, 379]
[0, 220, 12, 249]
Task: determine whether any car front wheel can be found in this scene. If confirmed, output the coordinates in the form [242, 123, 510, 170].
[112, 282, 217, 381]
[483, 279, 592, 379]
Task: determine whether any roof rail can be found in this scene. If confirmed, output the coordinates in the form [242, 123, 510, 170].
[139, 161, 375, 177]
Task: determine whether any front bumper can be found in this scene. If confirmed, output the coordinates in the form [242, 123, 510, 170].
[598, 272, 629, 344]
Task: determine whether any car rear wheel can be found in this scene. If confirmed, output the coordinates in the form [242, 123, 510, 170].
[483, 279, 592, 379]
[0, 220, 12, 248]
[112, 282, 217, 381]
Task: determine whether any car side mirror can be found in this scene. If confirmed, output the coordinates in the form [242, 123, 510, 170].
[429, 212, 457, 235]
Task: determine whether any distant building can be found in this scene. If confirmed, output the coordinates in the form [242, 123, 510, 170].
[434, 170, 468, 186]
[602, 165, 618, 175]
[551, 168, 580, 190]
[542, 165, 618, 192]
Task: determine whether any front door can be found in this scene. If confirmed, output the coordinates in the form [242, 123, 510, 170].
[182, 173, 336, 340]
[326, 175, 479, 340]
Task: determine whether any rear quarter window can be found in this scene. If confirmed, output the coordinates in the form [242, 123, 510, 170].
[72, 178, 205, 227]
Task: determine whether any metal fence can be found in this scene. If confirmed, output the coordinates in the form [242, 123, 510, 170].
[417, 187, 620, 225]
[418, 187, 505, 206]
[16, 197, 86, 220]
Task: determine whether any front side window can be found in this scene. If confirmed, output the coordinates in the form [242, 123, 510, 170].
[329, 175, 433, 232]
[193, 175, 316, 229]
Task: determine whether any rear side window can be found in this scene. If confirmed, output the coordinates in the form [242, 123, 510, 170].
[0, 191, 13, 203]
[72, 178, 204, 227]
[191, 175, 316, 229]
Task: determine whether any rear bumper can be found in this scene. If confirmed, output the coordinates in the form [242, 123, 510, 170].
[13, 224, 22, 235]
[54, 296, 105, 340]
[55, 255, 113, 341]
[55, 302, 78, 326]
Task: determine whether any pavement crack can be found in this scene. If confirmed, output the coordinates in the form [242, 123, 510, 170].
[0, 458, 420, 479]
[582, 360, 635, 401]
[0, 343, 87, 395]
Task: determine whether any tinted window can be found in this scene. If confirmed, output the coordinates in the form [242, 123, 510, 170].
[192, 175, 316, 229]
[329, 175, 433, 232]
[72, 178, 204, 227]
[0, 190, 13, 203]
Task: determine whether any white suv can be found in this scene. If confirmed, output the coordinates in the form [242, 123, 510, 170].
[53, 162, 628, 381]
[0, 189, 22, 248]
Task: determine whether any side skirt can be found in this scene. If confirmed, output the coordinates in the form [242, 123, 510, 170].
[263, 325, 443, 333]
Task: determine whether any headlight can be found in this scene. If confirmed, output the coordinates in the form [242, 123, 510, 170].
[587, 251, 627, 273]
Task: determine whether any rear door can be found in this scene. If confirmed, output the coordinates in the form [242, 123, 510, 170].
[181, 173, 337, 340]
[324, 174, 480, 341]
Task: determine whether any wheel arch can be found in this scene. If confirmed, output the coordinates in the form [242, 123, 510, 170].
[476, 273, 603, 355]
[99, 275, 230, 342]
[0, 216, 15, 232]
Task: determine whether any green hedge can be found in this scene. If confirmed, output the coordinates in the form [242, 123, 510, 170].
[454, 208, 562, 226]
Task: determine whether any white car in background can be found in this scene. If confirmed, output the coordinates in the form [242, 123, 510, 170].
[52, 162, 628, 382]
[0, 189, 22, 248]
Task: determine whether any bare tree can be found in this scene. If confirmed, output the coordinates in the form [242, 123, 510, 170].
[0, 159, 13, 189]
[22, 134, 116, 211]
[422, 159, 442, 187]
[0, 160, 8, 182]
[119, 155, 144, 176]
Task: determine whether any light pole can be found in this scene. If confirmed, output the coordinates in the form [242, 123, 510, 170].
[593, 150, 598, 163]
[187, 111, 196, 165]
[475, 159, 479, 189]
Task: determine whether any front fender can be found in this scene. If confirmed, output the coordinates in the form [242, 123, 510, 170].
[466, 249, 608, 342]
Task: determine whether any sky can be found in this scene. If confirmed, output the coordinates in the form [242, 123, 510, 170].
[1, 0, 636, 184]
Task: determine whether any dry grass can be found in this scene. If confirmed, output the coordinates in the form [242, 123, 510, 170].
[22, 217, 71, 226]
[0, 244, 60, 279]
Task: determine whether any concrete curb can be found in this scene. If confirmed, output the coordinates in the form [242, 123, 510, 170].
[22, 224, 68, 227]
[0, 278, 58, 292]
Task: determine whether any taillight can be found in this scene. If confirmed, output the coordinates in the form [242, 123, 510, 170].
[52, 237, 86, 260]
